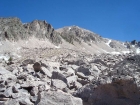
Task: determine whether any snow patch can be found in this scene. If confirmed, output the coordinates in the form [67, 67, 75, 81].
[136, 48, 140, 54]
[122, 51, 130, 54]
[0, 55, 9, 61]
[122, 43, 127, 48]
[12, 53, 21, 58]
[111, 52, 121, 55]
[23, 23, 27, 25]
[55, 46, 60, 49]
[68, 27, 71, 30]
[105, 40, 111, 47]
[17, 47, 21, 50]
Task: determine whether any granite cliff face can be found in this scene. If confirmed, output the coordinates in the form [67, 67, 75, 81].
[0, 17, 29, 41]
[0, 17, 140, 105]
[56, 26, 103, 44]
[23, 20, 62, 44]
[57, 25, 140, 54]
[0, 17, 62, 44]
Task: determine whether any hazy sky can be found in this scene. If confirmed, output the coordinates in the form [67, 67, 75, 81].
[0, 0, 140, 41]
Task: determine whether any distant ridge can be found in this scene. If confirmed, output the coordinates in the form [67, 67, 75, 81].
[0, 17, 140, 54]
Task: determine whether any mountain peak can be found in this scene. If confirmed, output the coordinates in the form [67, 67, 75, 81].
[56, 25, 101, 44]
[0, 17, 140, 55]
[57, 25, 95, 34]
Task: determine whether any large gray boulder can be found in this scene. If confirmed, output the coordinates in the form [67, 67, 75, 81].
[51, 79, 67, 90]
[38, 90, 83, 105]
[2, 99, 20, 105]
[0, 66, 12, 75]
[51, 71, 67, 84]
[77, 66, 91, 76]
[41, 67, 52, 78]
[75, 79, 140, 105]
[0, 66, 16, 81]
[73, 84, 94, 102]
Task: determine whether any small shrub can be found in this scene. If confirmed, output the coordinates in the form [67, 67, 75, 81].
[8, 56, 13, 62]
[7, 56, 14, 65]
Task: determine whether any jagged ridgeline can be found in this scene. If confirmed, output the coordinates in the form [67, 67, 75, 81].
[0, 17, 62, 44]
[56, 26, 103, 44]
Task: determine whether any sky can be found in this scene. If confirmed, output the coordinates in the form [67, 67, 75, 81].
[0, 0, 140, 42]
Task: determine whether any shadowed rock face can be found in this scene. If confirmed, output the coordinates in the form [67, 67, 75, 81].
[112, 55, 140, 79]
[75, 79, 140, 105]
[23, 20, 62, 44]
[0, 17, 62, 44]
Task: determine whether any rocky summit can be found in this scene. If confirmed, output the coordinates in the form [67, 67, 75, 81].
[0, 17, 140, 105]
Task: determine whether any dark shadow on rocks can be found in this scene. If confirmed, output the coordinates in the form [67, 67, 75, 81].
[111, 55, 140, 77]
[22, 86, 33, 93]
[74, 79, 140, 105]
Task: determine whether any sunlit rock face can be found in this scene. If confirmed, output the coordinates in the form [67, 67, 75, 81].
[0, 17, 29, 41]
[56, 26, 103, 44]
[0, 17, 62, 44]
[23, 20, 62, 44]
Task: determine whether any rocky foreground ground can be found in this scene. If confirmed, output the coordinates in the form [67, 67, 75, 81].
[0, 47, 140, 105]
